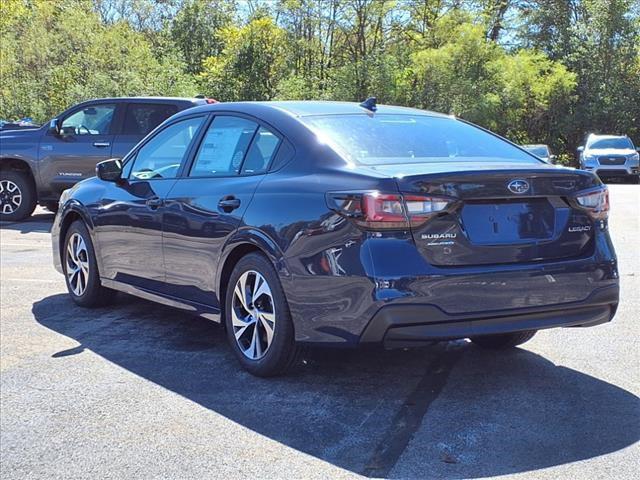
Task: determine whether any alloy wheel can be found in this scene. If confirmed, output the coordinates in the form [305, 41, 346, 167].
[0, 180, 22, 214]
[66, 233, 89, 296]
[231, 270, 276, 360]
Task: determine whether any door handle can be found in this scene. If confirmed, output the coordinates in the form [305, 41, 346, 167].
[218, 196, 241, 212]
[93, 142, 110, 148]
[146, 197, 164, 208]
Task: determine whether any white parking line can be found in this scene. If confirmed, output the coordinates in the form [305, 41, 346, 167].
[1, 278, 61, 283]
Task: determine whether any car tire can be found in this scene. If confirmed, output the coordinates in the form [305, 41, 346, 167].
[224, 252, 300, 377]
[0, 170, 36, 221]
[63, 220, 116, 308]
[470, 330, 537, 349]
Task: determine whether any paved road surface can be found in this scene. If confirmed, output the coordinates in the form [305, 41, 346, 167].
[1, 185, 638, 479]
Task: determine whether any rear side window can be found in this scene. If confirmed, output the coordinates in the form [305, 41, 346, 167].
[242, 127, 281, 174]
[123, 103, 178, 136]
[190, 116, 258, 177]
[128, 116, 205, 180]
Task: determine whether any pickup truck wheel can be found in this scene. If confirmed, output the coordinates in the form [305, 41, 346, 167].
[0, 170, 37, 221]
[470, 330, 537, 349]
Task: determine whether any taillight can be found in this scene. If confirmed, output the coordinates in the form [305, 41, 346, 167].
[576, 188, 609, 219]
[403, 195, 452, 227]
[327, 192, 453, 229]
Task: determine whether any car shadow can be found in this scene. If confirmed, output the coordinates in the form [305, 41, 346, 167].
[33, 293, 640, 478]
[0, 210, 54, 233]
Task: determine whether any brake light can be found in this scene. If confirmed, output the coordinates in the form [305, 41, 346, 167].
[362, 193, 407, 229]
[576, 188, 609, 219]
[205, 98, 219, 104]
[327, 192, 453, 229]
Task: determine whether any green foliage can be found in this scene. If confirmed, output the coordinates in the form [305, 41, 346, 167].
[170, 0, 235, 74]
[0, 0, 638, 158]
[0, 0, 196, 122]
[198, 17, 289, 101]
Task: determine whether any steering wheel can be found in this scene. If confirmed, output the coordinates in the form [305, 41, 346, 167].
[77, 124, 91, 135]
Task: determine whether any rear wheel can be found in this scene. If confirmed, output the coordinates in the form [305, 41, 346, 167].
[0, 170, 36, 221]
[224, 252, 300, 376]
[470, 330, 537, 349]
[63, 220, 116, 307]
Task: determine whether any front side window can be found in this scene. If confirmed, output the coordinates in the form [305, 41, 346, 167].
[123, 103, 178, 136]
[128, 116, 205, 180]
[61, 104, 116, 135]
[190, 116, 258, 177]
[302, 114, 539, 165]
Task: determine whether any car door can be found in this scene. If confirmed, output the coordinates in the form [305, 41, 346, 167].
[92, 114, 207, 291]
[111, 102, 180, 159]
[162, 115, 283, 307]
[38, 102, 119, 195]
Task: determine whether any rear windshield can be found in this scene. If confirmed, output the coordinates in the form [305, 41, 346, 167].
[301, 114, 538, 165]
[588, 137, 633, 149]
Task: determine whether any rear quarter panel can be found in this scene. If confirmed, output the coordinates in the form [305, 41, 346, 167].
[241, 141, 400, 343]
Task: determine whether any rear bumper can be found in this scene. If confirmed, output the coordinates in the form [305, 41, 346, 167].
[360, 284, 619, 347]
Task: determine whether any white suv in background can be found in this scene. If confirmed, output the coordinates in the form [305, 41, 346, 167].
[578, 134, 640, 183]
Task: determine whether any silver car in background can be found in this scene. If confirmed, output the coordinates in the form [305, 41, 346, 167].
[578, 134, 640, 183]
[523, 144, 555, 163]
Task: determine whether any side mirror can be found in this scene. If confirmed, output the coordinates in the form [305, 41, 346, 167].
[96, 158, 123, 183]
[49, 118, 61, 135]
[577, 146, 584, 152]
[636, 147, 640, 152]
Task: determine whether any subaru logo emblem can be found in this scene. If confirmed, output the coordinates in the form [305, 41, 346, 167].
[507, 179, 530, 194]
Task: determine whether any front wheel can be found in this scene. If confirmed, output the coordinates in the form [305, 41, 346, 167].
[224, 252, 300, 376]
[63, 220, 116, 307]
[470, 330, 537, 349]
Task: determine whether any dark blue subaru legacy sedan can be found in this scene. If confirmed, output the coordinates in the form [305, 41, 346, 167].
[52, 100, 619, 376]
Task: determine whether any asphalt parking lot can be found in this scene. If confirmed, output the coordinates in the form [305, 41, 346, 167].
[1, 184, 638, 479]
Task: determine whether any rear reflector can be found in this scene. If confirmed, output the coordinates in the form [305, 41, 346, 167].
[576, 188, 609, 219]
[327, 191, 453, 229]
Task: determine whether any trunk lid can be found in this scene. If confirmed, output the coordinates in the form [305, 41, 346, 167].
[374, 162, 601, 266]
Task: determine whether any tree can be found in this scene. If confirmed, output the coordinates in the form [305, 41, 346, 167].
[517, 0, 640, 147]
[170, 0, 236, 74]
[198, 17, 290, 101]
[398, 15, 576, 150]
[0, 0, 196, 122]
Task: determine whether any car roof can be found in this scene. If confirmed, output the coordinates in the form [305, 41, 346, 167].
[264, 101, 450, 117]
[174, 100, 451, 119]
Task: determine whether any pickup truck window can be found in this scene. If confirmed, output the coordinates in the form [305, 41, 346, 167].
[128, 116, 205, 180]
[123, 103, 178, 136]
[61, 104, 116, 136]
